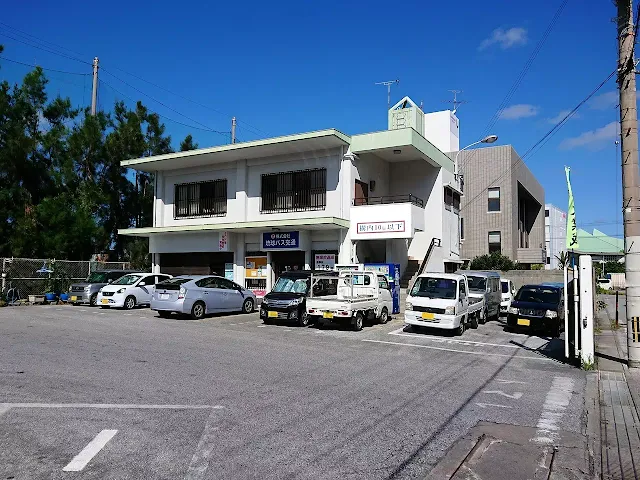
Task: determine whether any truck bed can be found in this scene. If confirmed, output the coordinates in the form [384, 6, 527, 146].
[306, 295, 377, 312]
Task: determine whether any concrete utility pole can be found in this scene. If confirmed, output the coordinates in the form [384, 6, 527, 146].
[91, 57, 99, 116]
[616, 0, 640, 368]
[231, 117, 237, 144]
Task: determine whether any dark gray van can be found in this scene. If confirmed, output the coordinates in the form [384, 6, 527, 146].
[69, 270, 136, 306]
[456, 270, 501, 323]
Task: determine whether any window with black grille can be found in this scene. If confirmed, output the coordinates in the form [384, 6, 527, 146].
[174, 180, 227, 218]
[261, 168, 327, 213]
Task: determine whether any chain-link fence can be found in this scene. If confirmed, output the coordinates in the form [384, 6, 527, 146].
[1, 258, 131, 298]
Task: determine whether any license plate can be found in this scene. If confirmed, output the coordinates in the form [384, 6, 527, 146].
[160, 294, 169, 300]
[323, 312, 334, 319]
[517, 318, 530, 326]
[101, 299, 108, 304]
[71, 296, 77, 301]
[421, 312, 435, 320]
[268, 311, 278, 318]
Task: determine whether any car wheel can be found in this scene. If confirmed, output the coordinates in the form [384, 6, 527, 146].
[550, 323, 561, 338]
[89, 293, 98, 307]
[352, 312, 364, 332]
[455, 320, 465, 336]
[379, 307, 389, 324]
[158, 311, 172, 318]
[242, 298, 254, 314]
[298, 312, 310, 327]
[124, 296, 136, 310]
[469, 313, 479, 329]
[191, 301, 206, 320]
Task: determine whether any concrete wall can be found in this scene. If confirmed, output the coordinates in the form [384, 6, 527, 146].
[157, 147, 345, 227]
[459, 145, 545, 265]
[489, 270, 564, 290]
[459, 145, 514, 259]
[423, 110, 459, 153]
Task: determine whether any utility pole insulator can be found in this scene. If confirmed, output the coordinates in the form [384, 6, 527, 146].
[91, 57, 99, 116]
[616, 0, 640, 368]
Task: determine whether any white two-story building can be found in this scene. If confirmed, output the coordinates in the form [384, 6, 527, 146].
[119, 97, 463, 296]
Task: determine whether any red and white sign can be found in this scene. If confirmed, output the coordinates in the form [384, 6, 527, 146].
[219, 231, 229, 252]
[356, 221, 406, 234]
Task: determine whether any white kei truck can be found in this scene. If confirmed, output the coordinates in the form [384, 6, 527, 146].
[404, 273, 483, 336]
[305, 270, 393, 331]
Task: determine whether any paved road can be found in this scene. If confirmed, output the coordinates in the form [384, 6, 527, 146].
[0, 305, 586, 479]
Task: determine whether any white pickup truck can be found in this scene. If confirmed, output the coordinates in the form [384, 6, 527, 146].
[405, 273, 484, 336]
[306, 271, 393, 331]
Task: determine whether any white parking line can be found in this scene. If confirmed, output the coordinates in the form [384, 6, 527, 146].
[388, 327, 521, 349]
[1, 402, 222, 410]
[63, 429, 118, 472]
[531, 376, 575, 444]
[361, 339, 553, 361]
[257, 325, 267, 328]
[184, 409, 221, 480]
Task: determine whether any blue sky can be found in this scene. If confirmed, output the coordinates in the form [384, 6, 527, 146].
[0, 0, 624, 239]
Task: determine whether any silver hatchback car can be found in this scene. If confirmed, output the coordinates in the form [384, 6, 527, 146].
[151, 275, 256, 319]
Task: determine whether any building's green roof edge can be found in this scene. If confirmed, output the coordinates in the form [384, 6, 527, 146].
[350, 128, 454, 172]
[121, 129, 351, 167]
[118, 217, 350, 236]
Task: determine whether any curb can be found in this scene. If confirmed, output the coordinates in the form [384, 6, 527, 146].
[584, 372, 601, 479]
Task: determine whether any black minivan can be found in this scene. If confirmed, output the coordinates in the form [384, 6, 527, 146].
[260, 270, 336, 327]
[506, 284, 564, 337]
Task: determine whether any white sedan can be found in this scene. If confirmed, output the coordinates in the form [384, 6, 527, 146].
[97, 273, 172, 309]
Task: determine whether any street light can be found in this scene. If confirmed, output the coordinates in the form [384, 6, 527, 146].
[454, 134, 498, 179]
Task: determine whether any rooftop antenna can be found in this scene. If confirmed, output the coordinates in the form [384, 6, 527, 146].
[375, 79, 400, 109]
[444, 89, 469, 114]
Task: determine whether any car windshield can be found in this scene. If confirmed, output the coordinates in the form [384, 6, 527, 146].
[467, 276, 487, 291]
[411, 277, 457, 299]
[501, 281, 509, 293]
[112, 274, 143, 285]
[86, 272, 109, 283]
[272, 276, 309, 294]
[515, 287, 560, 304]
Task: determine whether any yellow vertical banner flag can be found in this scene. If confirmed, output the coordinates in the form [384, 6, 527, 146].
[565, 166, 579, 250]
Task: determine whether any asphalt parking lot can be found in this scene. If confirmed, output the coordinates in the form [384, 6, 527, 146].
[0, 305, 586, 479]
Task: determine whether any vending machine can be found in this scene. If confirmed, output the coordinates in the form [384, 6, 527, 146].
[363, 263, 401, 314]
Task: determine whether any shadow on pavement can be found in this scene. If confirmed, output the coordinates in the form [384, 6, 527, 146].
[595, 350, 627, 365]
[508, 338, 573, 364]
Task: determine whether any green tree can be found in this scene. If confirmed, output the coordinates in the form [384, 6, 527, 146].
[555, 251, 569, 270]
[469, 252, 516, 271]
[180, 134, 198, 151]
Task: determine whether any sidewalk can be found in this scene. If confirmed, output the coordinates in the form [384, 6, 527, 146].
[595, 295, 640, 479]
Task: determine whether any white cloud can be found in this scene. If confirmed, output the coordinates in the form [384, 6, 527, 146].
[588, 91, 617, 110]
[498, 104, 539, 120]
[559, 121, 618, 150]
[547, 109, 580, 124]
[479, 27, 528, 51]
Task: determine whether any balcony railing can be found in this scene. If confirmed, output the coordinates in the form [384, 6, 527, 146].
[352, 194, 424, 208]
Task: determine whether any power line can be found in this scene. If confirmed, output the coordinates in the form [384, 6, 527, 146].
[460, 0, 568, 175]
[0, 22, 268, 139]
[104, 63, 268, 139]
[101, 68, 231, 138]
[0, 30, 89, 65]
[0, 55, 89, 75]
[0, 21, 87, 60]
[99, 78, 231, 139]
[460, 68, 617, 214]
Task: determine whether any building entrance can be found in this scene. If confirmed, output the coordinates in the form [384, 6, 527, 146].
[271, 251, 306, 277]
